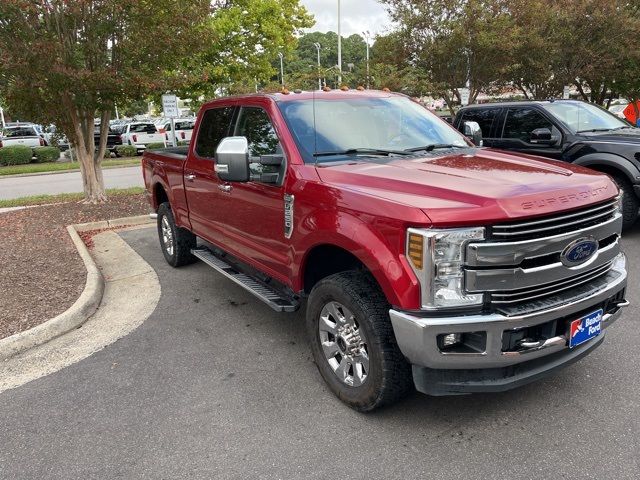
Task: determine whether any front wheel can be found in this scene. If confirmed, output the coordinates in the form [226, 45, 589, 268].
[157, 202, 197, 267]
[611, 174, 639, 230]
[306, 271, 412, 412]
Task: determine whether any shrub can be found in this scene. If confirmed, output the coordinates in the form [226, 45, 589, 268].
[33, 146, 61, 163]
[116, 145, 137, 157]
[146, 142, 167, 150]
[0, 145, 33, 166]
[177, 140, 190, 146]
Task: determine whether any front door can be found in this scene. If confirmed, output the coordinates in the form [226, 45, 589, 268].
[492, 107, 564, 159]
[214, 102, 291, 283]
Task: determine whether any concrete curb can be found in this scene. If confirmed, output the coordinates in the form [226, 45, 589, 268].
[0, 162, 141, 179]
[0, 214, 154, 361]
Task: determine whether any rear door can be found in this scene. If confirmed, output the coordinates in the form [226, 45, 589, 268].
[492, 107, 564, 159]
[183, 104, 236, 243]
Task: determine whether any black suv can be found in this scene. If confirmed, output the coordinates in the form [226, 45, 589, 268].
[454, 100, 640, 228]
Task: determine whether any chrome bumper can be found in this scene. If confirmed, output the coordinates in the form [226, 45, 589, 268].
[389, 253, 628, 370]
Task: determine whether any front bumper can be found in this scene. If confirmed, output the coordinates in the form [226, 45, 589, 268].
[389, 253, 628, 394]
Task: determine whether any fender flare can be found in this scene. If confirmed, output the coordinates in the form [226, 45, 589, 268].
[295, 211, 420, 310]
[573, 153, 640, 185]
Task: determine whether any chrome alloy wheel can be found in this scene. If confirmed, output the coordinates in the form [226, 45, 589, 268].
[318, 301, 369, 387]
[161, 216, 174, 256]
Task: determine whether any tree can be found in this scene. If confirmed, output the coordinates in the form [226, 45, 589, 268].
[0, 0, 211, 202]
[382, 0, 517, 113]
[181, 0, 313, 99]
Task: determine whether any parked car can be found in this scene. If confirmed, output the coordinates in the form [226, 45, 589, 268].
[454, 99, 640, 228]
[608, 103, 628, 120]
[94, 126, 123, 155]
[161, 119, 195, 145]
[0, 124, 45, 149]
[43, 124, 70, 151]
[119, 122, 165, 152]
[143, 90, 628, 411]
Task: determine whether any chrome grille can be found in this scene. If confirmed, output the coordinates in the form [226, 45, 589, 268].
[490, 198, 618, 241]
[489, 261, 613, 306]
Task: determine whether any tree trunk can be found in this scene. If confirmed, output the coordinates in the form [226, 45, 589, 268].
[62, 94, 107, 203]
[76, 147, 107, 203]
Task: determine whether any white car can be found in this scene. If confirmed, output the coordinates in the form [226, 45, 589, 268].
[608, 103, 628, 120]
[161, 119, 195, 145]
[119, 122, 165, 151]
[0, 124, 45, 149]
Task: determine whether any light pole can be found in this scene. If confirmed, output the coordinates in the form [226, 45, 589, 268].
[313, 42, 322, 90]
[337, 0, 342, 85]
[363, 31, 371, 89]
[0, 106, 5, 129]
[278, 52, 284, 87]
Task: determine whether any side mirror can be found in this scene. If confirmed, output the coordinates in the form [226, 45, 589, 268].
[463, 121, 483, 146]
[215, 136, 250, 182]
[530, 128, 554, 144]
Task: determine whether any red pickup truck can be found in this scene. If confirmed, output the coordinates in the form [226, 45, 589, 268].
[143, 90, 628, 411]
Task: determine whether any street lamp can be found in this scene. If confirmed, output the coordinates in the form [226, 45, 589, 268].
[278, 52, 284, 87]
[313, 42, 322, 90]
[362, 31, 371, 89]
[337, 0, 342, 85]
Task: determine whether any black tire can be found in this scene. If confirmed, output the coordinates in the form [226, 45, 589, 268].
[306, 271, 413, 412]
[157, 202, 197, 267]
[611, 174, 639, 230]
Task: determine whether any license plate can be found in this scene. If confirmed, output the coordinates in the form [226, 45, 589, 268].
[569, 309, 603, 348]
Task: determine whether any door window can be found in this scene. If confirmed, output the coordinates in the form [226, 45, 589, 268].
[502, 108, 554, 142]
[459, 109, 498, 138]
[195, 107, 234, 158]
[235, 107, 280, 157]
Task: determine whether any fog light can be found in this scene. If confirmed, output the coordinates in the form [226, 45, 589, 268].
[442, 333, 462, 347]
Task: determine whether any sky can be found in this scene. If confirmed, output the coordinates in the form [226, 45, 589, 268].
[301, 0, 393, 37]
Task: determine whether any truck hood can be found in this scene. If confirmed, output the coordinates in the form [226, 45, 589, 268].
[315, 148, 617, 226]
[580, 128, 640, 144]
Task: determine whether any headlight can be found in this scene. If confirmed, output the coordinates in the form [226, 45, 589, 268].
[615, 194, 624, 214]
[407, 227, 485, 310]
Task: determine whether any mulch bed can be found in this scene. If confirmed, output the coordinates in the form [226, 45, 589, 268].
[0, 194, 150, 340]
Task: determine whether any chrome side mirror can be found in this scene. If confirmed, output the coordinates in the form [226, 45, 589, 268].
[463, 121, 483, 146]
[215, 136, 250, 182]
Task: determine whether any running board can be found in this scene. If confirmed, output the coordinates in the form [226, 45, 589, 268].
[191, 248, 299, 313]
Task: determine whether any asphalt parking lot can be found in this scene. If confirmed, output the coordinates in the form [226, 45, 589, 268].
[1, 226, 638, 479]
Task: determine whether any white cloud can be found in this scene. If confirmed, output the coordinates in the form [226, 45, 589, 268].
[301, 0, 393, 37]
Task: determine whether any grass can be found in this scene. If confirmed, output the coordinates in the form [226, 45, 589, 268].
[0, 157, 140, 176]
[0, 187, 145, 208]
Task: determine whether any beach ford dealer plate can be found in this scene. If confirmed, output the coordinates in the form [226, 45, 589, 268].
[569, 309, 603, 348]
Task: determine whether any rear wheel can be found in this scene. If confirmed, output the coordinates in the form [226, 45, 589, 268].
[611, 174, 639, 230]
[157, 202, 196, 267]
[306, 271, 412, 412]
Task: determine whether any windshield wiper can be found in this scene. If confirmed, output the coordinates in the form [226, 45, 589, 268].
[575, 128, 615, 133]
[313, 148, 411, 158]
[403, 144, 467, 152]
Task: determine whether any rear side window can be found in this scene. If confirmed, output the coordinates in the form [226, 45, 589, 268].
[502, 108, 553, 141]
[175, 121, 194, 131]
[459, 109, 498, 138]
[195, 107, 234, 158]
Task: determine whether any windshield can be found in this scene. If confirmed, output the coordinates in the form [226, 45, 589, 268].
[542, 102, 628, 133]
[278, 96, 469, 163]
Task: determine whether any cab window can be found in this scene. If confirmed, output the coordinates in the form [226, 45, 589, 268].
[502, 108, 554, 142]
[459, 109, 498, 138]
[234, 107, 283, 182]
[195, 107, 234, 158]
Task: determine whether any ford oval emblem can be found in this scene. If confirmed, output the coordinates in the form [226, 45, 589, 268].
[561, 237, 599, 267]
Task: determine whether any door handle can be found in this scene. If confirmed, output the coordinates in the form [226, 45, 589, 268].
[218, 184, 233, 193]
[185, 173, 196, 181]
